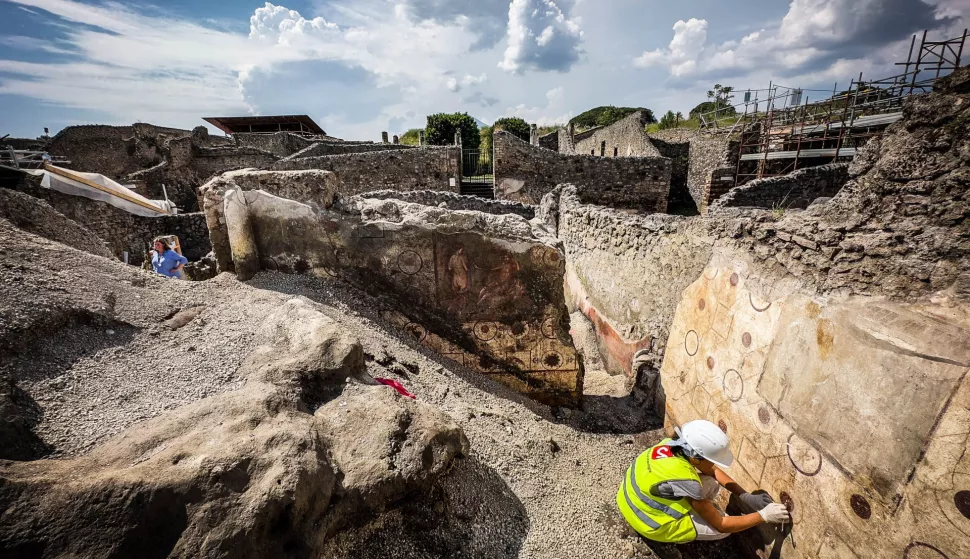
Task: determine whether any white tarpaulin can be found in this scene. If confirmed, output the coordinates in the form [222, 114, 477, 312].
[25, 164, 174, 217]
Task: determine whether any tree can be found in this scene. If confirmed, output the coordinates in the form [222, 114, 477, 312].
[656, 110, 684, 130]
[400, 128, 422, 145]
[479, 125, 493, 158]
[691, 84, 736, 121]
[492, 117, 531, 142]
[425, 113, 481, 150]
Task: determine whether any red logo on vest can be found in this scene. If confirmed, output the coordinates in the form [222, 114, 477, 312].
[651, 445, 673, 460]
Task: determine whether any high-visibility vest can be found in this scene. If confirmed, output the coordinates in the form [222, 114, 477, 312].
[616, 438, 700, 543]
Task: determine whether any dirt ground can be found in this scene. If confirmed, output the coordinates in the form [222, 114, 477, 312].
[1, 217, 747, 558]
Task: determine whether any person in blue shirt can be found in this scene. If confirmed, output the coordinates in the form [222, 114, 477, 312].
[151, 238, 187, 279]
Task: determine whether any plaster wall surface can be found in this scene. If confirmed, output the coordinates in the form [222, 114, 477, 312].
[272, 147, 461, 196]
[219, 188, 583, 406]
[660, 257, 970, 559]
[493, 131, 671, 211]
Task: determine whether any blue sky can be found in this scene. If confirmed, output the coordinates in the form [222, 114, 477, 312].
[0, 0, 966, 140]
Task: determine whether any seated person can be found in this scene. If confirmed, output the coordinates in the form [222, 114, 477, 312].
[617, 419, 790, 544]
[150, 237, 187, 279]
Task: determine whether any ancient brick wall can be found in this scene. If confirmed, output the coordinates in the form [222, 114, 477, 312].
[492, 131, 671, 211]
[47, 124, 190, 180]
[571, 111, 661, 158]
[271, 147, 461, 195]
[685, 133, 737, 211]
[231, 132, 318, 158]
[552, 186, 713, 375]
[281, 141, 416, 160]
[10, 181, 210, 264]
[538, 131, 559, 152]
[709, 162, 850, 211]
[648, 133, 694, 212]
[363, 189, 535, 219]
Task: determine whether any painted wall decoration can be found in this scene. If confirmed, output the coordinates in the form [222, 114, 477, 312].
[221, 189, 583, 406]
[659, 263, 970, 558]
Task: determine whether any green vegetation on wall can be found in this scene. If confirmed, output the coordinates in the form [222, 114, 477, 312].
[492, 117, 531, 142]
[400, 128, 422, 146]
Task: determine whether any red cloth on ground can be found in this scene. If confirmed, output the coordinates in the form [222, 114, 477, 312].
[374, 378, 416, 399]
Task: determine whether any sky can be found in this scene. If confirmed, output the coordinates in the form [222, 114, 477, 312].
[0, 0, 968, 140]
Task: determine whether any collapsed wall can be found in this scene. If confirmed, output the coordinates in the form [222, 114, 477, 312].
[206, 172, 582, 406]
[549, 67, 970, 558]
[493, 131, 671, 211]
[709, 162, 850, 211]
[568, 111, 662, 158]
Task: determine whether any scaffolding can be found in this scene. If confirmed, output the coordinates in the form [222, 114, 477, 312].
[698, 29, 967, 187]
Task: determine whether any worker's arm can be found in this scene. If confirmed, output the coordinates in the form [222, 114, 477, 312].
[687, 498, 764, 534]
[694, 460, 746, 496]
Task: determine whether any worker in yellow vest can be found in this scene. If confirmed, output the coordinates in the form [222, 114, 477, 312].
[617, 420, 790, 544]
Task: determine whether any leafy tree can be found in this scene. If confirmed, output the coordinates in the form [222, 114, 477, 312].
[569, 106, 656, 129]
[425, 112, 481, 150]
[492, 117, 531, 142]
[400, 128, 422, 145]
[690, 84, 737, 120]
[479, 125, 493, 157]
[656, 110, 685, 130]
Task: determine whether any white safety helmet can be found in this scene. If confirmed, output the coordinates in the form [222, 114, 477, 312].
[674, 420, 734, 469]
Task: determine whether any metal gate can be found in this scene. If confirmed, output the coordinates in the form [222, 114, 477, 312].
[460, 148, 494, 198]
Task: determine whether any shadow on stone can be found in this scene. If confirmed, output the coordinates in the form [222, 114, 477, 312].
[317, 456, 529, 559]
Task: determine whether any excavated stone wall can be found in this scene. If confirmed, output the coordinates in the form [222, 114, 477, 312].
[493, 131, 671, 211]
[687, 134, 737, 212]
[231, 132, 321, 157]
[217, 188, 583, 406]
[571, 111, 661, 158]
[7, 180, 209, 264]
[548, 67, 970, 559]
[272, 147, 461, 196]
[710, 162, 850, 211]
[281, 141, 416, 160]
[362, 189, 536, 219]
[47, 123, 192, 180]
[552, 187, 713, 376]
[649, 133, 694, 212]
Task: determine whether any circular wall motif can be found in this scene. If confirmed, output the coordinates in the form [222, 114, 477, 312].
[543, 351, 563, 369]
[717, 419, 728, 433]
[749, 292, 772, 312]
[787, 433, 822, 476]
[510, 322, 529, 338]
[742, 332, 752, 348]
[722, 369, 743, 402]
[685, 330, 699, 356]
[706, 356, 715, 370]
[850, 494, 871, 520]
[396, 250, 423, 275]
[404, 322, 427, 343]
[779, 491, 795, 514]
[758, 406, 771, 425]
[954, 490, 970, 520]
[698, 298, 706, 311]
[903, 542, 950, 559]
[541, 317, 557, 339]
[730, 272, 739, 286]
[543, 250, 562, 267]
[473, 321, 498, 341]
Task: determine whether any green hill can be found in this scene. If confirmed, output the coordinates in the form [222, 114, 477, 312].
[569, 106, 655, 129]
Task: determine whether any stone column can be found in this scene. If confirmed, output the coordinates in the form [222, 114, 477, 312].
[392, 135, 399, 144]
[223, 189, 260, 281]
[418, 130, 425, 145]
[454, 131, 462, 147]
[381, 131, 389, 143]
[530, 123, 538, 146]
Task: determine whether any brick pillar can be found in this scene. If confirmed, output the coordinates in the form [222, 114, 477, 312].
[530, 123, 538, 145]
[381, 131, 388, 143]
[392, 135, 399, 144]
[418, 130, 425, 145]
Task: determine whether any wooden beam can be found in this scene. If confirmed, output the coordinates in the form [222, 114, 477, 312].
[43, 164, 170, 215]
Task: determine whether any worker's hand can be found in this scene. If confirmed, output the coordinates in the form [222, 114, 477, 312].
[739, 492, 774, 511]
[758, 503, 791, 524]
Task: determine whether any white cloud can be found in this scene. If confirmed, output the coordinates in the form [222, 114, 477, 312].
[502, 86, 571, 125]
[633, 0, 965, 81]
[499, 0, 584, 74]
[446, 77, 460, 91]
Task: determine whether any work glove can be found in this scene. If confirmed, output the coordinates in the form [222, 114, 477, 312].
[739, 492, 775, 511]
[758, 503, 791, 524]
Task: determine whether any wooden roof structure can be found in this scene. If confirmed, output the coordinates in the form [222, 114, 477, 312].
[202, 115, 325, 135]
